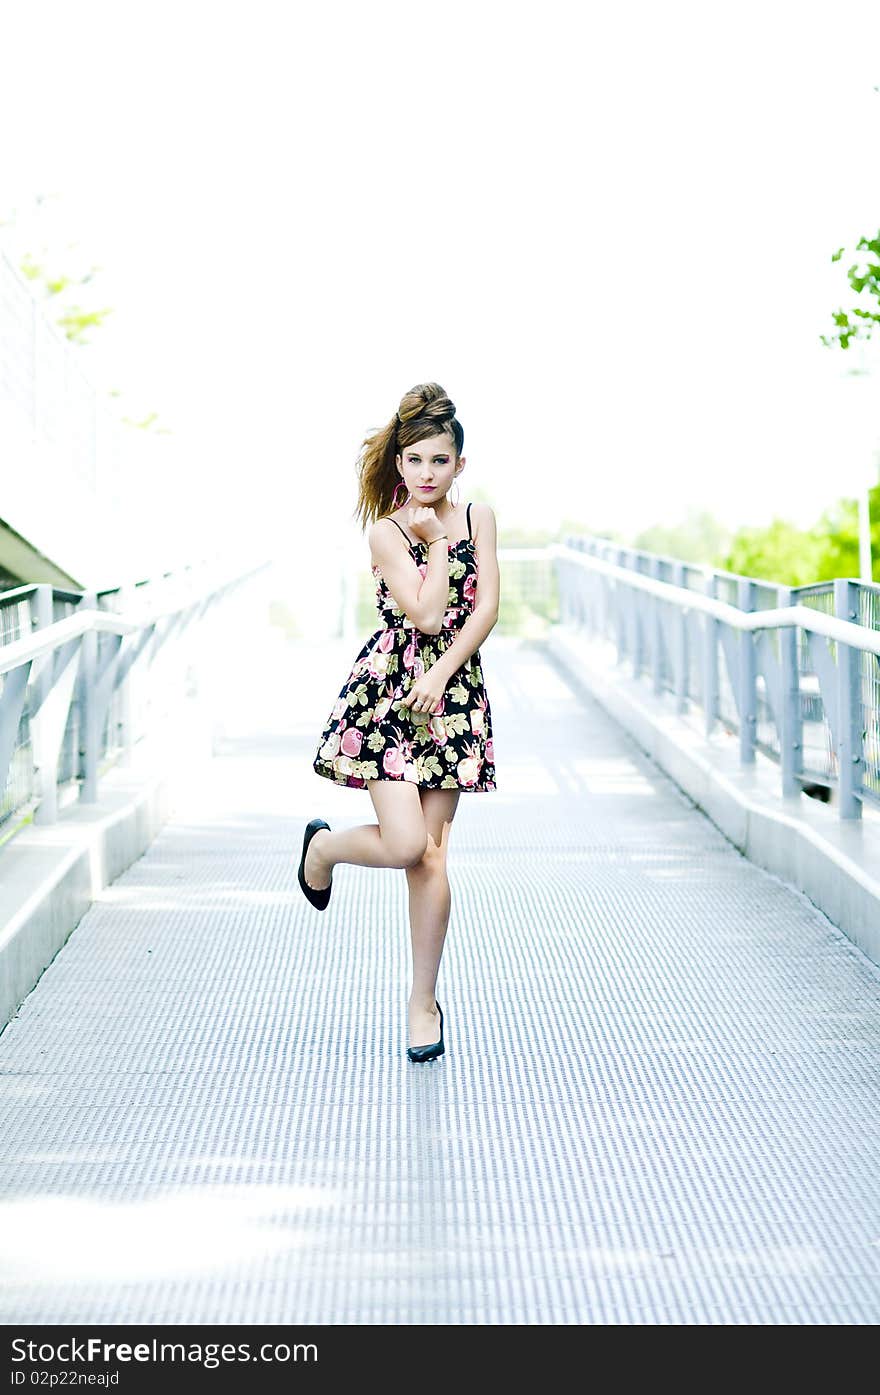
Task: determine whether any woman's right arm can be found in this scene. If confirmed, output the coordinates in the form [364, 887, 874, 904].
[368, 521, 450, 635]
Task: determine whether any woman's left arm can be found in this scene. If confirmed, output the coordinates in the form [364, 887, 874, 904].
[428, 503, 500, 687]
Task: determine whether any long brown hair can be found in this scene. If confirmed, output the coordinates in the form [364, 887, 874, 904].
[353, 382, 465, 530]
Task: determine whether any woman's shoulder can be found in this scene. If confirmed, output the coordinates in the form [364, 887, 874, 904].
[469, 501, 497, 543]
[368, 512, 412, 569]
[369, 512, 410, 544]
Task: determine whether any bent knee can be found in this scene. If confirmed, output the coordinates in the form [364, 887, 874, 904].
[386, 831, 429, 868]
[407, 836, 449, 873]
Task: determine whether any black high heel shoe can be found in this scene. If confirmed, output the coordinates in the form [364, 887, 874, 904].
[407, 1000, 444, 1063]
[298, 818, 332, 910]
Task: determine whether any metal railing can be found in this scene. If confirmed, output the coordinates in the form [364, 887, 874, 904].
[0, 559, 270, 836]
[553, 535, 880, 820]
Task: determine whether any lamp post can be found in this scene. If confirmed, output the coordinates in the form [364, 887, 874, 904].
[858, 488, 872, 581]
[842, 344, 877, 583]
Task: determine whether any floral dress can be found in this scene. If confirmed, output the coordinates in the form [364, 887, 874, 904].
[313, 501, 497, 791]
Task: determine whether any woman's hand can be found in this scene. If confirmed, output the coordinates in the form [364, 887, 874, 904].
[407, 505, 448, 545]
[400, 666, 446, 716]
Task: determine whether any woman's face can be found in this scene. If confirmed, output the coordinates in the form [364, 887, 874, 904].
[397, 432, 463, 505]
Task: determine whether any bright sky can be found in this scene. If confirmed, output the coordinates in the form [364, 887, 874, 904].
[2, 0, 879, 579]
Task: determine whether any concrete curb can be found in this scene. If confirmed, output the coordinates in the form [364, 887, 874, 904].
[0, 690, 217, 1034]
[0, 768, 173, 1032]
[540, 626, 880, 968]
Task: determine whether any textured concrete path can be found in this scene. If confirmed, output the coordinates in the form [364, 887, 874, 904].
[2, 632, 880, 1324]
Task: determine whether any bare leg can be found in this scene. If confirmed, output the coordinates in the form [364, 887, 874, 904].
[303, 781, 428, 891]
[406, 788, 460, 1048]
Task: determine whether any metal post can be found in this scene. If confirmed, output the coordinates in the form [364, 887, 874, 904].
[702, 571, 719, 739]
[630, 552, 644, 680]
[115, 586, 134, 768]
[614, 548, 627, 663]
[650, 558, 663, 696]
[0, 661, 31, 799]
[599, 544, 612, 643]
[737, 577, 757, 764]
[778, 585, 803, 798]
[31, 585, 58, 825]
[673, 561, 689, 715]
[564, 541, 578, 629]
[834, 577, 863, 820]
[78, 589, 99, 803]
[593, 543, 605, 641]
[577, 539, 590, 631]
[858, 487, 873, 583]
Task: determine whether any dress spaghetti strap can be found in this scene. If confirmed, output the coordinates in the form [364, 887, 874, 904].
[388, 516, 413, 544]
[388, 507, 470, 545]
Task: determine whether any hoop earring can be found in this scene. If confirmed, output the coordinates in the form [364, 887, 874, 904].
[449, 479, 460, 509]
[391, 481, 411, 509]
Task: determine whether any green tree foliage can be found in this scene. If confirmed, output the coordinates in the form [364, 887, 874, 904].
[700, 487, 880, 585]
[819, 196, 880, 579]
[18, 249, 114, 345]
[721, 516, 826, 586]
[626, 492, 880, 587]
[812, 483, 880, 582]
[634, 510, 732, 566]
[821, 232, 880, 351]
[1, 195, 168, 433]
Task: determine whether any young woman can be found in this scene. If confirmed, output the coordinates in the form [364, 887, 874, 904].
[298, 382, 499, 1063]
